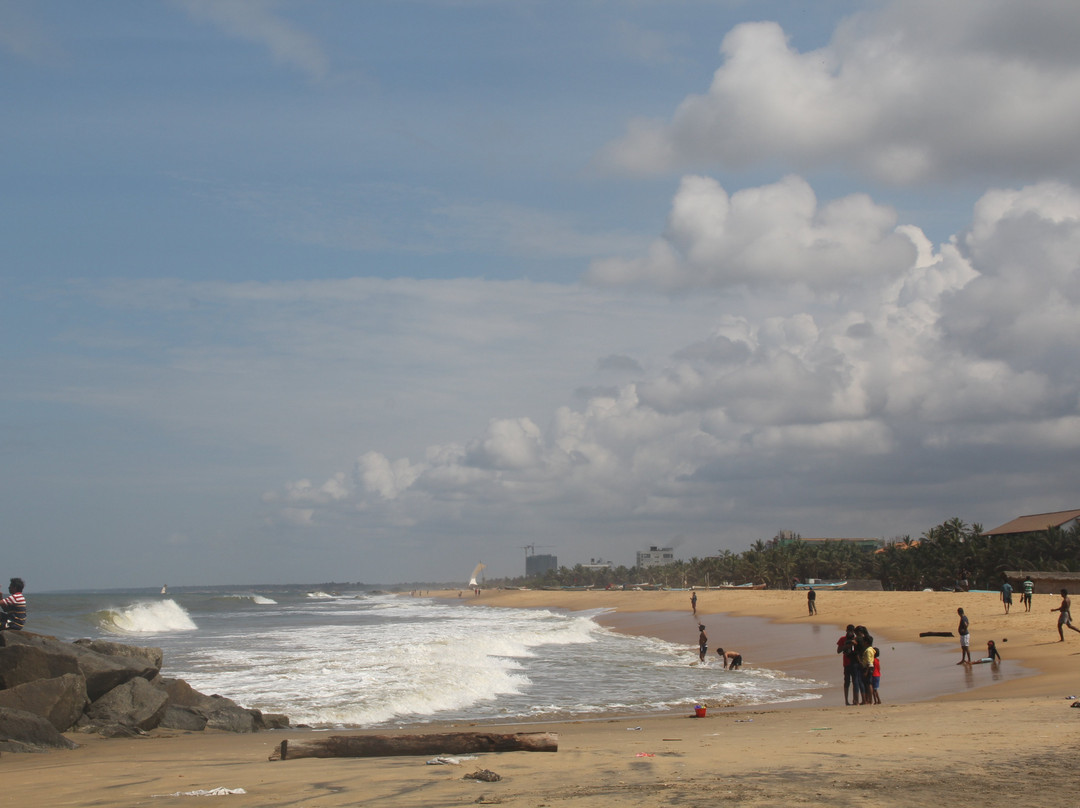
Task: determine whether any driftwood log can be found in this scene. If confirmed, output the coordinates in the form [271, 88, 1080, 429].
[269, 731, 558, 761]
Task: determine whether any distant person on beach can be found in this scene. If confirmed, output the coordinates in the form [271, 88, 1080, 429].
[957, 608, 971, 664]
[1022, 575, 1034, 611]
[973, 640, 1001, 664]
[1001, 579, 1013, 614]
[837, 624, 858, 705]
[0, 578, 26, 631]
[1051, 590, 1080, 641]
[691, 591, 697, 615]
[807, 587, 817, 615]
[698, 624, 708, 662]
[870, 647, 881, 704]
[716, 648, 742, 669]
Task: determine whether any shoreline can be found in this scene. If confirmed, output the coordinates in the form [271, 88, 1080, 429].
[3, 588, 1079, 807]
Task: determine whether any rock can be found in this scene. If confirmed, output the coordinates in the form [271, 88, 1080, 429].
[160, 704, 209, 731]
[81, 676, 169, 732]
[261, 712, 291, 729]
[205, 704, 260, 733]
[0, 643, 81, 689]
[1, 632, 158, 701]
[0, 673, 88, 731]
[74, 639, 163, 671]
[0, 706, 79, 752]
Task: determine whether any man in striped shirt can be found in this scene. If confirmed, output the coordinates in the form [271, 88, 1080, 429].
[0, 577, 26, 630]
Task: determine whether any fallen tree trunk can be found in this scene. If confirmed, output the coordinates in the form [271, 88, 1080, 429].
[270, 731, 558, 761]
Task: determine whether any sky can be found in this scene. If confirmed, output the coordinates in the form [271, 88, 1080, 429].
[3, 0, 1080, 591]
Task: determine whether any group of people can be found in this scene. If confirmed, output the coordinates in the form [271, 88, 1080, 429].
[837, 624, 881, 705]
[696, 623, 743, 669]
[0, 577, 26, 631]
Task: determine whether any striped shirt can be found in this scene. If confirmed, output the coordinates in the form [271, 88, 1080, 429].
[1, 592, 26, 629]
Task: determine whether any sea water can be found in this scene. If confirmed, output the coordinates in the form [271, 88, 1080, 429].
[29, 588, 828, 728]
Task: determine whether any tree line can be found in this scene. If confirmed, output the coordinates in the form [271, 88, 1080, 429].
[489, 518, 1080, 591]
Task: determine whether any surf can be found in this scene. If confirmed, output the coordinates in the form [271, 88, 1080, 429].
[94, 599, 198, 634]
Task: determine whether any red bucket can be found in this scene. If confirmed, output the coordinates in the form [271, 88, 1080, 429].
[694, 705, 707, 718]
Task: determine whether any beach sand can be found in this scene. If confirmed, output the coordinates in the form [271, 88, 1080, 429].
[3, 589, 1079, 806]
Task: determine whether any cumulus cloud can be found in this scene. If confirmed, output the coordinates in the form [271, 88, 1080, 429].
[178, 0, 329, 79]
[269, 177, 1080, 548]
[586, 175, 916, 290]
[600, 1, 1080, 184]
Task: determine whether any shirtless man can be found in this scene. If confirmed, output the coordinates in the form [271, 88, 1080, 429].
[698, 624, 708, 662]
[1051, 590, 1080, 641]
[957, 608, 971, 664]
[716, 647, 742, 669]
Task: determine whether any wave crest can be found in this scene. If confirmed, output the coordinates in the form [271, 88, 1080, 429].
[95, 599, 198, 634]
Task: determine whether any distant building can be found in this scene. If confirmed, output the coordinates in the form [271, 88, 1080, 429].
[984, 509, 1080, 538]
[580, 558, 613, 571]
[636, 546, 675, 569]
[526, 553, 558, 578]
[778, 536, 882, 552]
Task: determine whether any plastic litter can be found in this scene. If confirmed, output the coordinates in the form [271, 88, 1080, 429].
[155, 788, 247, 797]
[427, 755, 477, 765]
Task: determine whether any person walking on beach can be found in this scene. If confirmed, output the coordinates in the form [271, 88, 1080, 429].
[1001, 579, 1013, 614]
[957, 608, 971, 664]
[691, 591, 698, 616]
[0, 578, 26, 631]
[807, 587, 817, 616]
[1051, 590, 1080, 641]
[698, 624, 708, 663]
[1022, 575, 1034, 611]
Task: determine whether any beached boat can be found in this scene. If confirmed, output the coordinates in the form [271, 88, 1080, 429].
[795, 580, 847, 590]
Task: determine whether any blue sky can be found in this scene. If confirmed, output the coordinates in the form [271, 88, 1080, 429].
[3, 0, 1080, 591]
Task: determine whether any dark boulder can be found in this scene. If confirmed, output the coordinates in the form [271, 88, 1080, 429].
[0, 643, 81, 689]
[80, 676, 169, 732]
[160, 704, 209, 731]
[0, 673, 88, 731]
[1, 631, 157, 701]
[74, 639, 163, 670]
[0, 706, 79, 752]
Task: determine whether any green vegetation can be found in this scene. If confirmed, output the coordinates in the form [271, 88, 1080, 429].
[490, 518, 1080, 591]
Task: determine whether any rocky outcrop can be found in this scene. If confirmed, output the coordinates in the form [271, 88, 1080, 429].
[0, 706, 79, 752]
[0, 630, 289, 752]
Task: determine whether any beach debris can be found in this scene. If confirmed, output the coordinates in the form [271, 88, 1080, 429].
[270, 731, 557, 761]
[474, 796, 503, 804]
[735, 719, 753, 723]
[1066, 696, 1076, 700]
[810, 727, 832, 731]
[635, 752, 655, 757]
[626, 726, 642, 731]
[155, 787, 247, 796]
[919, 631, 954, 637]
[426, 755, 477, 765]
[464, 769, 502, 782]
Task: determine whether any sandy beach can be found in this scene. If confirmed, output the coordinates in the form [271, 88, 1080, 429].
[3, 589, 1079, 806]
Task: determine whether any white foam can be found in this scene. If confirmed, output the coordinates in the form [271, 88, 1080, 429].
[98, 599, 198, 634]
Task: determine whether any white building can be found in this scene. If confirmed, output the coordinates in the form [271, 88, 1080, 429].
[636, 546, 675, 569]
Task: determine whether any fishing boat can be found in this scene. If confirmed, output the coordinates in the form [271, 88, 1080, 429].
[795, 580, 847, 590]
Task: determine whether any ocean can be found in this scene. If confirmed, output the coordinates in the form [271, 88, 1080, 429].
[29, 587, 829, 728]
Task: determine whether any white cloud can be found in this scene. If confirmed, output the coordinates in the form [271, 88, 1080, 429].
[266, 177, 1080, 553]
[178, 0, 329, 79]
[600, 2, 1080, 184]
[586, 175, 916, 290]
